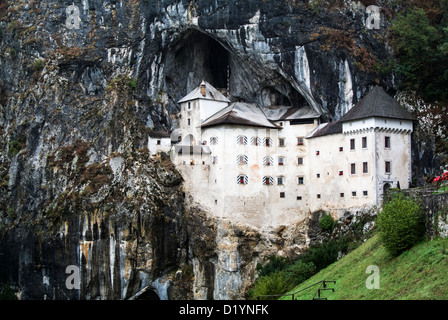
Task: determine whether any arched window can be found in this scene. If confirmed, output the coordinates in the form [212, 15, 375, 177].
[237, 175, 248, 185]
[237, 154, 248, 165]
[263, 156, 273, 166]
[263, 176, 274, 185]
[237, 135, 247, 145]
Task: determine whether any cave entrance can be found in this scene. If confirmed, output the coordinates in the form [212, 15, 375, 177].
[163, 29, 309, 112]
[164, 29, 230, 101]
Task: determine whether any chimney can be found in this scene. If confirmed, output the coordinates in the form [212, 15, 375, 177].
[200, 81, 206, 97]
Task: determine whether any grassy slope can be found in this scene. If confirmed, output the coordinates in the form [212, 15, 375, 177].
[280, 234, 448, 300]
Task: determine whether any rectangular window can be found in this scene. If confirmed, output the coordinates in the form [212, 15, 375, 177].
[297, 196, 302, 201]
[279, 138, 285, 147]
[363, 191, 368, 196]
[157, 140, 161, 145]
[298, 177, 304, 185]
[385, 161, 391, 174]
[339, 147, 344, 152]
[352, 191, 357, 197]
[297, 137, 304, 145]
[317, 194, 321, 199]
[340, 193, 344, 198]
[363, 162, 368, 174]
[277, 177, 284, 185]
[350, 163, 356, 175]
[187, 118, 191, 126]
[350, 138, 355, 150]
[280, 192, 285, 198]
[362, 137, 367, 149]
[278, 157, 284, 166]
[297, 157, 304, 165]
[316, 173, 320, 178]
[188, 102, 191, 110]
[385, 136, 391, 148]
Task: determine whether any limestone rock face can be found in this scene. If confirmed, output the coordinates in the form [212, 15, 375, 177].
[0, 0, 411, 300]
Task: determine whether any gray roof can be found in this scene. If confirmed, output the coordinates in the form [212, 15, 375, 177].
[339, 85, 415, 122]
[263, 105, 321, 121]
[178, 80, 230, 104]
[306, 122, 342, 139]
[148, 130, 171, 138]
[201, 102, 279, 129]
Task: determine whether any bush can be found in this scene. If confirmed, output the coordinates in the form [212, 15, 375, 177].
[299, 239, 342, 271]
[377, 193, 424, 256]
[319, 213, 335, 231]
[256, 255, 290, 277]
[249, 271, 294, 300]
[285, 261, 317, 286]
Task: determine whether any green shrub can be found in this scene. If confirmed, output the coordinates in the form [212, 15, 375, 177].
[299, 239, 343, 271]
[377, 193, 424, 256]
[319, 213, 335, 231]
[249, 271, 294, 300]
[256, 255, 290, 277]
[32, 59, 45, 73]
[285, 261, 316, 286]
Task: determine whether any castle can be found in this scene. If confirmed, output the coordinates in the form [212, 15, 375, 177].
[150, 81, 414, 228]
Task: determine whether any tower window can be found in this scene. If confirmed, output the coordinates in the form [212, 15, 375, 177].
[363, 162, 368, 174]
[362, 137, 367, 149]
[385, 161, 391, 174]
[350, 138, 355, 150]
[350, 163, 356, 175]
[385, 136, 391, 149]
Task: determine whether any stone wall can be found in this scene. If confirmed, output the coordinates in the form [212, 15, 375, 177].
[391, 189, 448, 239]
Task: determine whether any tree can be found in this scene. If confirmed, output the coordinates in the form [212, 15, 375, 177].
[390, 6, 448, 104]
[377, 193, 425, 256]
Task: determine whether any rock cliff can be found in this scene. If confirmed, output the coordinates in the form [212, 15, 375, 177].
[0, 0, 417, 300]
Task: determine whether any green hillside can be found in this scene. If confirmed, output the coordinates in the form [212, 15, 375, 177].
[280, 234, 448, 300]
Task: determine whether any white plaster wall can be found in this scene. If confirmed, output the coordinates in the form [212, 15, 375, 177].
[173, 104, 413, 228]
[148, 137, 171, 156]
[343, 117, 413, 134]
